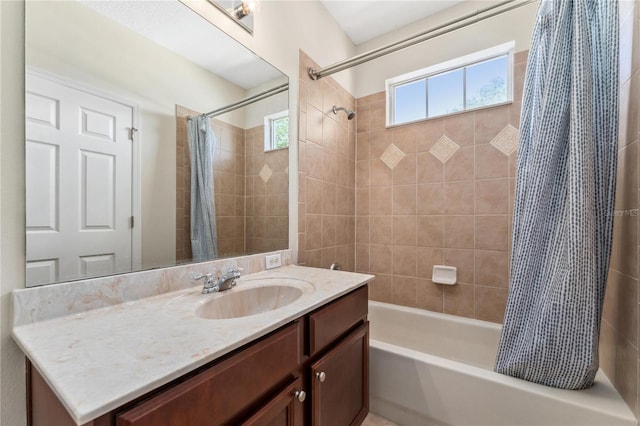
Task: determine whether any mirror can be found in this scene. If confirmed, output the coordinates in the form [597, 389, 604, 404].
[207, 0, 256, 34]
[25, 0, 289, 286]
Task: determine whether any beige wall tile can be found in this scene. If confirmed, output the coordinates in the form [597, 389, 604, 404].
[371, 216, 392, 245]
[603, 269, 638, 348]
[370, 244, 393, 275]
[417, 215, 445, 247]
[475, 105, 510, 145]
[417, 279, 444, 312]
[370, 130, 392, 158]
[307, 106, 323, 145]
[445, 146, 474, 181]
[444, 249, 475, 285]
[357, 132, 370, 161]
[370, 186, 392, 215]
[416, 118, 445, 152]
[418, 183, 444, 215]
[356, 216, 370, 244]
[444, 113, 474, 146]
[393, 125, 417, 153]
[444, 283, 474, 318]
[444, 216, 475, 249]
[475, 250, 509, 288]
[393, 216, 417, 246]
[369, 274, 393, 303]
[356, 104, 371, 133]
[321, 181, 336, 215]
[306, 142, 324, 179]
[356, 160, 370, 188]
[393, 185, 417, 215]
[393, 245, 417, 277]
[615, 142, 638, 210]
[475, 215, 509, 251]
[393, 276, 418, 307]
[356, 188, 370, 216]
[610, 215, 638, 278]
[322, 215, 336, 247]
[417, 247, 444, 279]
[370, 158, 393, 186]
[417, 152, 445, 183]
[306, 214, 322, 250]
[476, 144, 509, 179]
[475, 178, 509, 214]
[599, 320, 616, 383]
[475, 286, 508, 323]
[355, 244, 370, 273]
[444, 181, 475, 215]
[616, 335, 639, 414]
[393, 154, 417, 185]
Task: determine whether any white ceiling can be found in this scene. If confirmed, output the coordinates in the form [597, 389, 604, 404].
[79, 1, 284, 90]
[320, 0, 465, 45]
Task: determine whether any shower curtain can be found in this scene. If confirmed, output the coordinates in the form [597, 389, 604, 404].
[188, 116, 218, 262]
[495, 0, 619, 389]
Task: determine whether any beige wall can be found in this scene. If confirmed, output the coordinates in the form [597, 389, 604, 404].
[599, 0, 640, 417]
[352, 1, 538, 98]
[355, 51, 525, 322]
[1, 2, 27, 424]
[298, 51, 356, 271]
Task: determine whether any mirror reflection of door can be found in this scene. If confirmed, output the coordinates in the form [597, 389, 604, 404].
[26, 72, 136, 286]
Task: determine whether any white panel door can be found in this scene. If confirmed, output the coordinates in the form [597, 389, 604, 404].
[26, 73, 133, 285]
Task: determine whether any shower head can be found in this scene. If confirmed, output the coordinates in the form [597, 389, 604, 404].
[332, 105, 356, 120]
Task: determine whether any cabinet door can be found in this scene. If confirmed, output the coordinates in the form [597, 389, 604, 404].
[310, 322, 369, 426]
[117, 321, 301, 426]
[242, 378, 304, 426]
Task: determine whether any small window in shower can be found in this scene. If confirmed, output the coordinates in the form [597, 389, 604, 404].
[264, 110, 289, 151]
[386, 41, 514, 126]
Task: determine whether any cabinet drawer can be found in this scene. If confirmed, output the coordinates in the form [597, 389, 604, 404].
[308, 285, 367, 356]
[117, 321, 301, 426]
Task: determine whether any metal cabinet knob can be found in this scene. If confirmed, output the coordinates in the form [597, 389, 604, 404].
[316, 371, 326, 382]
[295, 390, 306, 402]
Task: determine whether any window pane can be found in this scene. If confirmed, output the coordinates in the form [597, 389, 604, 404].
[427, 69, 464, 117]
[394, 79, 426, 124]
[272, 117, 289, 149]
[466, 55, 508, 109]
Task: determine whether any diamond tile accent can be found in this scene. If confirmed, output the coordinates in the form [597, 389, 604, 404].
[490, 124, 519, 156]
[380, 144, 405, 169]
[429, 135, 459, 163]
[259, 164, 273, 183]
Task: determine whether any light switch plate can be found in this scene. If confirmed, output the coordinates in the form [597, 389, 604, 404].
[266, 254, 282, 269]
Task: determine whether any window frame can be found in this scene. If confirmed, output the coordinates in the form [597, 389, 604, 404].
[385, 41, 515, 127]
[263, 109, 289, 152]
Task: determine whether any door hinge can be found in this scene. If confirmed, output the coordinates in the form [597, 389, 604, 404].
[129, 127, 138, 141]
[129, 216, 134, 228]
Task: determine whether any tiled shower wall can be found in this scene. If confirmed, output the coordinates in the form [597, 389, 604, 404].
[297, 50, 357, 271]
[599, 0, 640, 416]
[354, 50, 527, 323]
[244, 125, 289, 254]
[176, 106, 246, 262]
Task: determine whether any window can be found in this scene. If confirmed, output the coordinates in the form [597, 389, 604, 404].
[264, 110, 289, 151]
[386, 42, 514, 126]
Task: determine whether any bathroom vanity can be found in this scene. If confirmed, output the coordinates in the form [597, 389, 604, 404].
[13, 265, 373, 426]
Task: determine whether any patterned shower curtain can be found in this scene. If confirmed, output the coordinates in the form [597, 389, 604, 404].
[188, 116, 218, 262]
[495, 0, 619, 389]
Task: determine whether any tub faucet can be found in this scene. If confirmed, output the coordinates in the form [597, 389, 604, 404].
[194, 268, 242, 294]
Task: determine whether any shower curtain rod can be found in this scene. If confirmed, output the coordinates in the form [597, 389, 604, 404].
[308, 0, 538, 80]
[189, 82, 289, 120]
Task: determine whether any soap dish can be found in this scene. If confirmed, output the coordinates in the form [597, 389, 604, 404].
[432, 265, 457, 285]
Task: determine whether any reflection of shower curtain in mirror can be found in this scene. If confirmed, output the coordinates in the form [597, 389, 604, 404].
[188, 116, 218, 262]
[495, 0, 618, 389]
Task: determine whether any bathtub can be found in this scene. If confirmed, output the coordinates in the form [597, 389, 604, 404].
[368, 301, 637, 426]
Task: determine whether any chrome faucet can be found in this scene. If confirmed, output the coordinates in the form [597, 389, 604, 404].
[194, 267, 242, 294]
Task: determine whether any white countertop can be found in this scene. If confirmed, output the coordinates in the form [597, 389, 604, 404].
[12, 265, 374, 425]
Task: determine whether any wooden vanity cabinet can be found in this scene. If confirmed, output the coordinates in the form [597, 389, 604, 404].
[28, 285, 369, 426]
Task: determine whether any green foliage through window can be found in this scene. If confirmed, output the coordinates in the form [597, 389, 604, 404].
[272, 117, 289, 149]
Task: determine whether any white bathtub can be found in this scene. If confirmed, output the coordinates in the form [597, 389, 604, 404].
[369, 301, 637, 426]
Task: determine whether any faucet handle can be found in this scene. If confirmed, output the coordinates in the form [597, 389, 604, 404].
[228, 267, 243, 276]
[193, 273, 214, 283]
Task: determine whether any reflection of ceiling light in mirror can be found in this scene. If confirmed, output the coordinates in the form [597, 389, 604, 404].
[233, 1, 257, 20]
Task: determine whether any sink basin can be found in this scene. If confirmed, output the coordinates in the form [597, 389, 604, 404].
[195, 285, 303, 320]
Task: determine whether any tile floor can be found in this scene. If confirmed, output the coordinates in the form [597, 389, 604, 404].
[362, 412, 398, 426]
